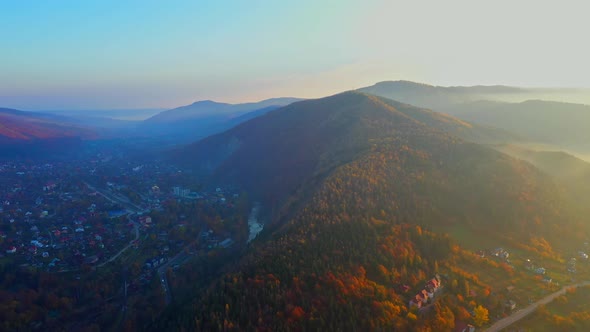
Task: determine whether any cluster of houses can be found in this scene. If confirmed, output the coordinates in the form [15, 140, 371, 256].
[568, 258, 577, 273]
[144, 256, 168, 270]
[491, 248, 510, 261]
[200, 229, 234, 249]
[139, 215, 152, 228]
[1, 153, 245, 277]
[0, 160, 151, 271]
[409, 275, 442, 309]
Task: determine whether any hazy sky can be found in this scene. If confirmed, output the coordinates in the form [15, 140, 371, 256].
[1, 0, 589, 110]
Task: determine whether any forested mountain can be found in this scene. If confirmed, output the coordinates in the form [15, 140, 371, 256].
[162, 92, 585, 331]
[0, 107, 98, 142]
[178, 92, 521, 204]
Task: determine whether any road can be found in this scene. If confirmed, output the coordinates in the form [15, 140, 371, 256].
[485, 281, 590, 331]
[84, 181, 144, 213]
[84, 182, 141, 268]
[86, 181, 201, 306]
[157, 229, 204, 305]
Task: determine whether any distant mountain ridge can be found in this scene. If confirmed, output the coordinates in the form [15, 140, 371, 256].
[0, 107, 98, 141]
[358, 80, 526, 110]
[359, 80, 590, 151]
[359, 80, 590, 107]
[450, 100, 590, 150]
[145, 97, 302, 123]
[140, 97, 303, 142]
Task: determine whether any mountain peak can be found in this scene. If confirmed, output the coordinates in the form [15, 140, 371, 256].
[370, 80, 436, 89]
[189, 100, 229, 107]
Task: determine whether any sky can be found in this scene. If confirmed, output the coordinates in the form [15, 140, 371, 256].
[1, 0, 589, 110]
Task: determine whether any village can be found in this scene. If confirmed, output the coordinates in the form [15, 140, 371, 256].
[0, 153, 257, 275]
[393, 238, 590, 332]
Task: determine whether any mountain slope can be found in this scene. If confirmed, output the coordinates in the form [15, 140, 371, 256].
[162, 92, 584, 331]
[179, 92, 522, 202]
[178, 92, 577, 238]
[0, 107, 98, 141]
[495, 144, 590, 210]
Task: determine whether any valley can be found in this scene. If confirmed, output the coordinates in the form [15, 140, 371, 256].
[1, 86, 590, 332]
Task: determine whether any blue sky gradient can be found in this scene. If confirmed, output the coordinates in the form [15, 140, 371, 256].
[1, 0, 589, 110]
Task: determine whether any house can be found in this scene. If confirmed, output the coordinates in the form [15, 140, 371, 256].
[409, 295, 423, 308]
[48, 258, 60, 267]
[426, 288, 435, 299]
[455, 321, 476, 332]
[6, 246, 16, 254]
[173, 187, 190, 198]
[463, 325, 475, 332]
[535, 267, 546, 275]
[505, 300, 517, 310]
[409, 275, 442, 309]
[30, 240, 44, 248]
[492, 247, 510, 259]
[419, 290, 429, 304]
[219, 238, 234, 248]
[139, 215, 152, 227]
[426, 278, 441, 292]
[144, 256, 168, 269]
[43, 182, 57, 191]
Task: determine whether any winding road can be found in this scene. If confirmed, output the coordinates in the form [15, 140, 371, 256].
[485, 281, 590, 331]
